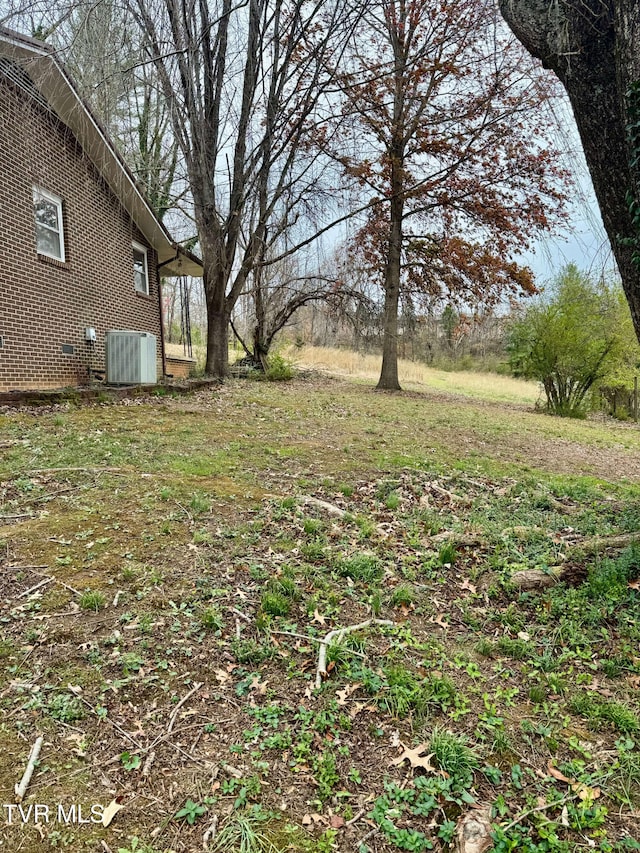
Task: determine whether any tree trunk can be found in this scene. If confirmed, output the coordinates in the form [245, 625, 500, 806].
[378, 274, 402, 390]
[199, 225, 230, 378]
[205, 308, 229, 377]
[377, 55, 405, 393]
[498, 0, 640, 339]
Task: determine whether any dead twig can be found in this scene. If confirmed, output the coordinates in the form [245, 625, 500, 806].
[346, 808, 367, 827]
[231, 607, 251, 622]
[271, 629, 323, 644]
[15, 735, 44, 802]
[316, 619, 393, 689]
[357, 827, 379, 847]
[167, 682, 203, 734]
[17, 577, 52, 599]
[501, 793, 578, 833]
[77, 696, 142, 749]
[30, 571, 81, 597]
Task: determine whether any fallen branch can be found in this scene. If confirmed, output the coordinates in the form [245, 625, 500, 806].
[430, 531, 486, 547]
[510, 567, 564, 590]
[27, 467, 124, 475]
[27, 570, 81, 597]
[316, 619, 393, 689]
[299, 495, 346, 518]
[511, 531, 640, 590]
[77, 695, 142, 749]
[15, 735, 44, 802]
[567, 531, 640, 555]
[428, 482, 466, 503]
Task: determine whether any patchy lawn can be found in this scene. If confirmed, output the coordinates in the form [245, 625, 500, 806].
[1, 376, 639, 853]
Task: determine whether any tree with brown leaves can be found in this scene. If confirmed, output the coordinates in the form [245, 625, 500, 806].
[331, 0, 568, 390]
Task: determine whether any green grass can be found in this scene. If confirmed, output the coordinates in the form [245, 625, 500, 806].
[2, 375, 640, 852]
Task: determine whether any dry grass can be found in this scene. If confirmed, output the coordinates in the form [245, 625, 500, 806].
[288, 345, 540, 405]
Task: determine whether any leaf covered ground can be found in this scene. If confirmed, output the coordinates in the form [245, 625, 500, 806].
[0, 375, 639, 853]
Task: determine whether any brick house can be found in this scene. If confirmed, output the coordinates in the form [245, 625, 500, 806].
[0, 26, 201, 392]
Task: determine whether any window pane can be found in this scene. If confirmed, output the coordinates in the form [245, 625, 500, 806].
[35, 223, 61, 258]
[34, 198, 60, 230]
[133, 248, 148, 292]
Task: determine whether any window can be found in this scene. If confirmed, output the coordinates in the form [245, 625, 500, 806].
[33, 187, 65, 261]
[132, 242, 149, 294]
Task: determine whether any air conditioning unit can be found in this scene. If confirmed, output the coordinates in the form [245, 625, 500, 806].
[105, 330, 157, 385]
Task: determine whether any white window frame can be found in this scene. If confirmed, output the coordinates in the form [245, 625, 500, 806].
[33, 187, 65, 261]
[132, 241, 149, 295]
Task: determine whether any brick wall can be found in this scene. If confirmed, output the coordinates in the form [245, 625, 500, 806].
[165, 356, 196, 379]
[0, 71, 163, 391]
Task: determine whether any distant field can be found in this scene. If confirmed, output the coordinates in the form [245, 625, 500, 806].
[287, 345, 541, 405]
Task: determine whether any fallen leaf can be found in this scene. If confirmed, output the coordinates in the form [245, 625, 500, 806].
[336, 683, 361, 705]
[249, 675, 268, 694]
[432, 614, 449, 630]
[517, 631, 531, 642]
[390, 743, 437, 772]
[312, 609, 327, 626]
[330, 815, 345, 829]
[302, 814, 312, 826]
[214, 669, 230, 684]
[349, 702, 367, 719]
[460, 578, 477, 594]
[101, 799, 124, 828]
[560, 806, 570, 826]
[547, 762, 574, 784]
[628, 580, 640, 590]
[572, 783, 600, 801]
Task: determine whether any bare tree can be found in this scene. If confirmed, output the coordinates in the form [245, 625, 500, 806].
[118, 0, 360, 378]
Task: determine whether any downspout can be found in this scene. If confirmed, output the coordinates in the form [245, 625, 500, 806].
[157, 273, 167, 381]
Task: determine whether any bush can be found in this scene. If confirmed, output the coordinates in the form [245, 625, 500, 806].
[265, 353, 295, 381]
[508, 265, 637, 417]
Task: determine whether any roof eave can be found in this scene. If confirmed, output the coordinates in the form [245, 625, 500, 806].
[0, 30, 203, 277]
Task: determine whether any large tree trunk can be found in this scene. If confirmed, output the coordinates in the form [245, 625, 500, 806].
[205, 308, 229, 377]
[200, 226, 230, 378]
[498, 0, 640, 338]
